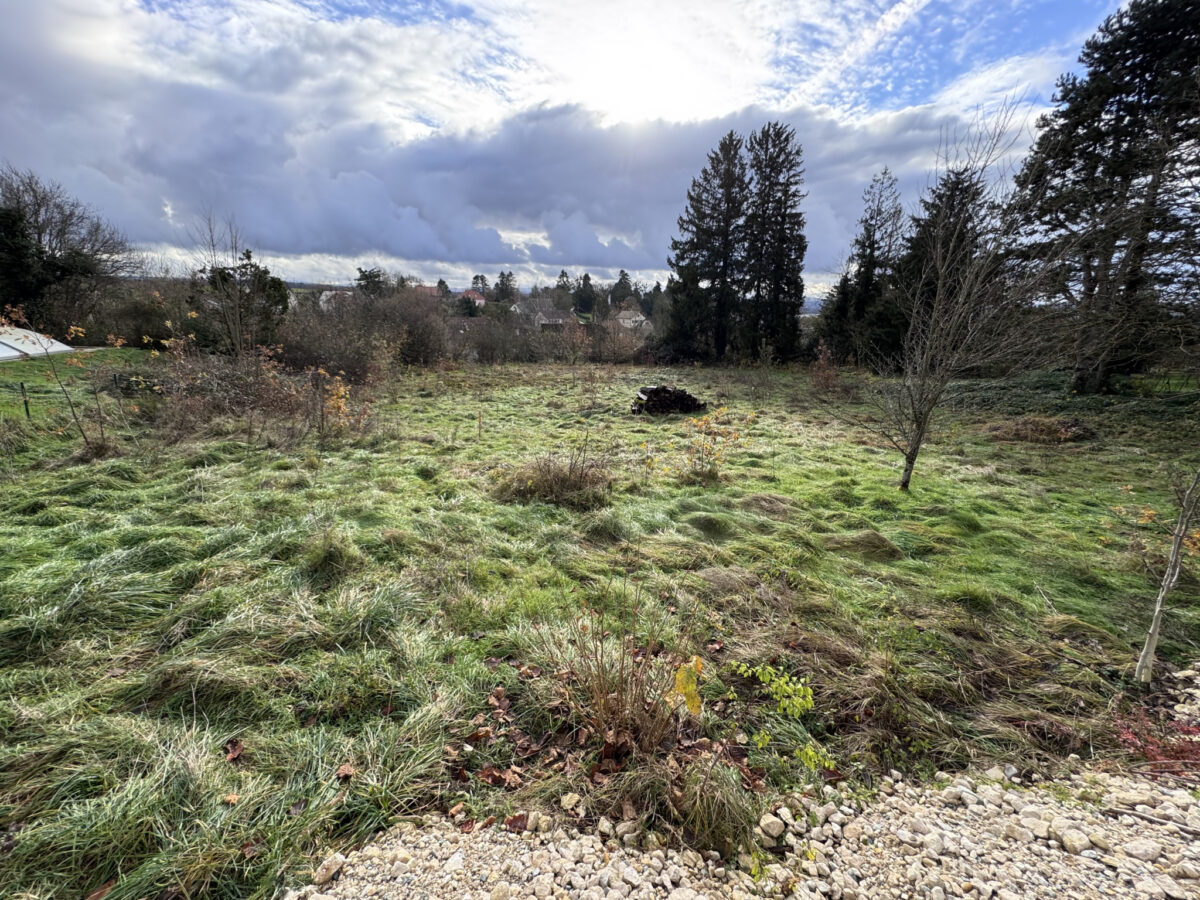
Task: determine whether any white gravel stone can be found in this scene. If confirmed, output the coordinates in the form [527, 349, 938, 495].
[283, 663, 1200, 900]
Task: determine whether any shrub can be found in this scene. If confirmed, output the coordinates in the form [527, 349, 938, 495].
[676, 406, 754, 484]
[278, 289, 448, 380]
[810, 339, 839, 393]
[494, 433, 613, 509]
[986, 415, 1095, 443]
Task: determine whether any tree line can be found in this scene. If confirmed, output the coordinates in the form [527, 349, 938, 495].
[1, 0, 1195, 394]
[662, 0, 1199, 394]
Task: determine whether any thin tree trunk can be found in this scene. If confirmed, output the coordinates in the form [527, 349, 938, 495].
[899, 446, 920, 491]
[1135, 471, 1200, 683]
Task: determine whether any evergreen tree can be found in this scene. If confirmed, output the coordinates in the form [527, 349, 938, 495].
[610, 269, 634, 309]
[641, 281, 663, 319]
[573, 272, 597, 318]
[744, 122, 807, 361]
[470, 274, 491, 297]
[662, 269, 710, 360]
[816, 169, 905, 362]
[552, 269, 575, 309]
[436, 278, 450, 297]
[889, 167, 988, 371]
[666, 130, 749, 359]
[495, 270, 518, 304]
[1015, 0, 1200, 392]
[355, 266, 389, 298]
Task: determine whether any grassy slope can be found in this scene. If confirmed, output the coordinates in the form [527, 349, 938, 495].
[0, 353, 1197, 898]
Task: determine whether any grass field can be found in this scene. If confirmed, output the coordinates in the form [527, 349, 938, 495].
[1, 351, 1197, 898]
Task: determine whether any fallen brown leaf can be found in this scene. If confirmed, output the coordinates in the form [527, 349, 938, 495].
[85, 879, 117, 900]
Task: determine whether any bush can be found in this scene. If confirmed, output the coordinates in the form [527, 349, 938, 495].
[986, 415, 1095, 443]
[494, 434, 613, 509]
[278, 289, 448, 380]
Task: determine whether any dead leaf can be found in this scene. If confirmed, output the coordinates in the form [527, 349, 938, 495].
[223, 739, 244, 763]
[240, 837, 263, 859]
[513, 732, 549, 758]
[289, 799, 308, 816]
[504, 812, 527, 832]
[85, 879, 117, 900]
[480, 815, 496, 828]
[223, 793, 240, 805]
[448, 802, 465, 817]
[459, 819, 476, 833]
[335, 764, 357, 781]
[483, 656, 503, 671]
[477, 765, 506, 787]
[706, 640, 725, 653]
[517, 664, 542, 679]
[621, 799, 635, 821]
[465, 726, 495, 744]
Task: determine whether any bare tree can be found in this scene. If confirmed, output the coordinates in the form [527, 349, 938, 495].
[1134, 468, 1200, 684]
[852, 107, 1060, 490]
[188, 212, 288, 357]
[0, 163, 134, 331]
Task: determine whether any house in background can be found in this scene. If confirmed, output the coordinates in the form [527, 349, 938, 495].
[461, 290, 487, 307]
[512, 297, 575, 331]
[615, 309, 647, 330]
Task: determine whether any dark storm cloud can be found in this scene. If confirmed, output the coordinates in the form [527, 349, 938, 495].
[0, 0, 1029, 285]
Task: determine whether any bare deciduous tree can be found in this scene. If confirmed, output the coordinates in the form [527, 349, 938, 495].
[852, 106, 1061, 490]
[0, 163, 135, 331]
[189, 212, 288, 357]
[1134, 468, 1200, 684]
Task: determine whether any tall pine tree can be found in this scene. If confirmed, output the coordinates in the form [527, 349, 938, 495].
[666, 131, 749, 360]
[1015, 0, 1200, 392]
[744, 122, 807, 362]
[817, 169, 905, 363]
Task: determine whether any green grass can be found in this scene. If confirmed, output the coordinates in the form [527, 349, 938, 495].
[1, 352, 1197, 897]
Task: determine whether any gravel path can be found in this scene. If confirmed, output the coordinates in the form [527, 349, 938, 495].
[286, 669, 1200, 900]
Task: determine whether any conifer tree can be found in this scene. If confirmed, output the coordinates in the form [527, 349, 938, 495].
[666, 131, 749, 359]
[1015, 0, 1200, 392]
[817, 169, 905, 363]
[743, 122, 807, 361]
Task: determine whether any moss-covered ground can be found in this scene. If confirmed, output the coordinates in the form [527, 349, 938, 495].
[1, 352, 1196, 897]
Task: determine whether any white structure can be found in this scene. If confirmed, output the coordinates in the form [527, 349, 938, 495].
[0, 326, 74, 360]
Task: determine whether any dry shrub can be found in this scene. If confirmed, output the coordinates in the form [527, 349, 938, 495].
[278, 289, 448, 379]
[494, 434, 612, 509]
[987, 415, 1096, 443]
[810, 339, 839, 393]
[543, 615, 681, 754]
[529, 595, 760, 851]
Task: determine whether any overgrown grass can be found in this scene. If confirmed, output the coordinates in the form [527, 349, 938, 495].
[1, 352, 1197, 896]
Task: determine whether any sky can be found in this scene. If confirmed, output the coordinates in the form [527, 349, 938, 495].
[0, 0, 1121, 292]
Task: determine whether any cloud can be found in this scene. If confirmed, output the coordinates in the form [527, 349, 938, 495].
[0, 0, 1096, 288]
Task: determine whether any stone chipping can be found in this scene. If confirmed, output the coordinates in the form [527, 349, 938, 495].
[287, 667, 1200, 900]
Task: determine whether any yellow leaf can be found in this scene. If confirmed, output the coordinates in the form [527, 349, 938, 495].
[671, 655, 703, 715]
